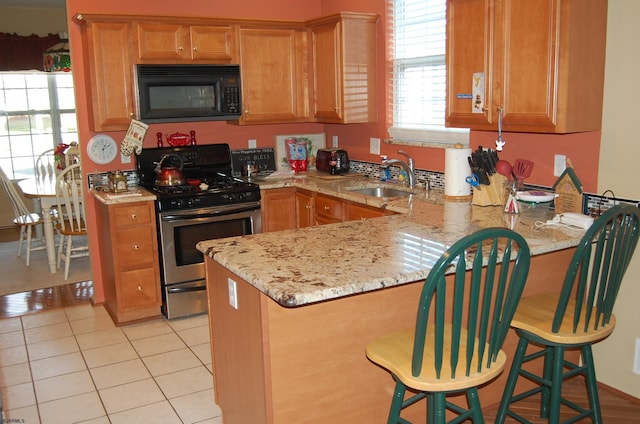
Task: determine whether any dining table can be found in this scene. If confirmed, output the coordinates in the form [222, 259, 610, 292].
[18, 175, 59, 273]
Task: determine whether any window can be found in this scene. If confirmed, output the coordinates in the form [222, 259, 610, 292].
[389, 0, 468, 146]
[0, 71, 77, 180]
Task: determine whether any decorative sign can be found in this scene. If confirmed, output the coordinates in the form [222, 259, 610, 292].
[231, 148, 276, 176]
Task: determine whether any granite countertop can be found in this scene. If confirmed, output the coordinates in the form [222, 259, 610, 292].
[91, 187, 156, 204]
[198, 173, 587, 307]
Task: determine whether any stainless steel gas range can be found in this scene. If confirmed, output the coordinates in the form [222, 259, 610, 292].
[136, 144, 262, 319]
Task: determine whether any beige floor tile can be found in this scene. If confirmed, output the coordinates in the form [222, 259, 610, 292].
[170, 388, 222, 424]
[108, 400, 182, 424]
[82, 341, 138, 369]
[167, 313, 209, 331]
[38, 391, 105, 424]
[23, 321, 73, 344]
[0, 345, 28, 367]
[64, 304, 109, 322]
[30, 351, 87, 381]
[69, 313, 117, 335]
[0, 317, 22, 334]
[130, 332, 186, 357]
[155, 366, 213, 399]
[21, 309, 68, 330]
[177, 324, 210, 347]
[141, 347, 202, 377]
[3, 381, 36, 410]
[197, 417, 224, 424]
[0, 362, 32, 387]
[89, 358, 151, 390]
[76, 327, 127, 351]
[76, 417, 110, 424]
[33, 370, 95, 403]
[2, 404, 40, 423]
[26, 335, 79, 361]
[120, 318, 172, 341]
[98, 378, 165, 415]
[0, 330, 24, 349]
[191, 342, 212, 365]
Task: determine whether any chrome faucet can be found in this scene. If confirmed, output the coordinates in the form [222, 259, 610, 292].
[381, 150, 416, 188]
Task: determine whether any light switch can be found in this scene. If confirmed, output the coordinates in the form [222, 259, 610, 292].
[370, 138, 381, 155]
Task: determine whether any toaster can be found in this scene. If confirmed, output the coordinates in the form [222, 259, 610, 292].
[316, 149, 350, 174]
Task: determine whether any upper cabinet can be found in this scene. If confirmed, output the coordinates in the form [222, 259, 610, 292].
[74, 14, 136, 132]
[136, 23, 235, 63]
[308, 13, 378, 124]
[446, 0, 607, 133]
[235, 24, 309, 125]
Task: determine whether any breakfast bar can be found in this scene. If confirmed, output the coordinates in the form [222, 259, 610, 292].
[197, 183, 586, 423]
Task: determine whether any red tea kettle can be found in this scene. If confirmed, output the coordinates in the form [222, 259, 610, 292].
[155, 154, 185, 187]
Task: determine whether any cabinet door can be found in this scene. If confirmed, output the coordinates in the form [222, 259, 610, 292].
[237, 27, 308, 124]
[189, 25, 235, 61]
[261, 188, 296, 232]
[137, 23, 188, 61]
[314, 194, 344, 225]
[347, 202, 386, 221]
[82, 20, 136, 131]
[295, 190, 314, 228]
[310, 13, 378, 124]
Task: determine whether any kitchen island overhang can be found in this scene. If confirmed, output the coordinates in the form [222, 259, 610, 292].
[197, 193, 587, 423]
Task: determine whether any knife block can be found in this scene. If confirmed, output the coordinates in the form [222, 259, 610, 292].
[471, 174, 508, 206]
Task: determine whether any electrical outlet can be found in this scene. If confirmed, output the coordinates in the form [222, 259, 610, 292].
[120, 152, 131, 164]
[248, 139, 257, 149]
[332, 135, 338, 147]
[227, 278, 238, 309]
[370, 137, 381, 155]
[634, 338, 640, 375]
[553, 154, 566, 177]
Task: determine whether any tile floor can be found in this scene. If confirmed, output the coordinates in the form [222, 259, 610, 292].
[0, 304, 222, 423]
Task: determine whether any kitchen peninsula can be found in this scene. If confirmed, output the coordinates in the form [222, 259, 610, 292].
[197, 176, 585, 423]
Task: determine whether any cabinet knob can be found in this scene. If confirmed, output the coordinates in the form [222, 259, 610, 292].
[305, 205, 311, 209]
[137, 285, 143, 292]
[178, 46, 184, 51]
[133, 244, 140, 250]
[244, 110, 249, 114]
[131, 214, 137, 220]
[324, 206, 330, 211]
[193, 47, 198, 52]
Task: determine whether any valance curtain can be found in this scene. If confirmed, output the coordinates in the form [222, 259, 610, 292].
[0, 32, 60, 71]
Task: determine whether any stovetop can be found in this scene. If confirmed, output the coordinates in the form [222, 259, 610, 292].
[136, 144, 261, 212]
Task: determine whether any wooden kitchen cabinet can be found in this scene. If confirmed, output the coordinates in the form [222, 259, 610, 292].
[136, 22, 235, 62]
[97, 200, 162, 325]
[295, 189, 314, 228]
[74, 14, 136, 132]
[347, 202, 391, 221]
[308, 13, 378, 123]
[314, 193, 345, 225]
[445, 0, 607, 133]
[261, 188, 297, 232]
[235, 25, 309, 124]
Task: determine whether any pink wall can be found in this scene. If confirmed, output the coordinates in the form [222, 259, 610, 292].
[66, 0, 601, 303]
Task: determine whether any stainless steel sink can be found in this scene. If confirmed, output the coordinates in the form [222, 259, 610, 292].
[348, 187, 412, 198]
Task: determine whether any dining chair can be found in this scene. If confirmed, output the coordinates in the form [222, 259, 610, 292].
[365, 227, 531, 423]
[496, 204, 640, 424]
[0, 167, 46, 266]
[35, 148, 59, 179]
[55, 164, 89, 280]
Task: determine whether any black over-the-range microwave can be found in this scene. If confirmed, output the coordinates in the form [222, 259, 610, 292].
[136, 64, 242, 123]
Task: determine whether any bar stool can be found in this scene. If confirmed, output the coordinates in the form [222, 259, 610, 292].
[366, 227, 531, 423]
[496, 205, 640, 423]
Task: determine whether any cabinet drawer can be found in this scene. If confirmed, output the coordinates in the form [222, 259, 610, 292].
[315, 194, 344, 223]
[112, 204, 152, 227]
[115, 227, 157, 269]
[119, 268, 160, 309]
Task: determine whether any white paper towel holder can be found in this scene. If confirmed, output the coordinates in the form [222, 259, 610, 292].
[443, 143, 473, 200]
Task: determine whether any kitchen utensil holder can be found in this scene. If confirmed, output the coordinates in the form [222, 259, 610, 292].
[471, 174, 508, 206]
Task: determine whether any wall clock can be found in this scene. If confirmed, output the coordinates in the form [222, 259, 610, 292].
[86, 134, 118, 165]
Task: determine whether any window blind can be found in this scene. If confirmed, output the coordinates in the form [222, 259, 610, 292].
[388, 0, 469, 146]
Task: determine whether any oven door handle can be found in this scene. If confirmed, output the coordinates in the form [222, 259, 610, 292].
[167, 285, 206, 294]
[161, 204, 260, 222]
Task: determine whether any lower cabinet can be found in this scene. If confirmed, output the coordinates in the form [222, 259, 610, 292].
[314, 193, 345, 225]
[96, 200, 162, 324]
[295, 189, 314, 228]
[261, 188, 297, 232]
[346, 202, 389, 221]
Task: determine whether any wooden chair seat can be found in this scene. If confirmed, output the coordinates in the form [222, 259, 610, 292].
[511, 293, 615, 345]
[366, 324, 508, 392]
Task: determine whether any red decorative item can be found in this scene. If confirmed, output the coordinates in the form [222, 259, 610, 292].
[166, 132, 189, 147]
[156, 132, 163, 147]
[190, 130, 197, 146]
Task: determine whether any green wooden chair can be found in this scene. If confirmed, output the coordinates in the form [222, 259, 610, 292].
[366, 228, 531, 423]
[496, 204, 640, 424]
